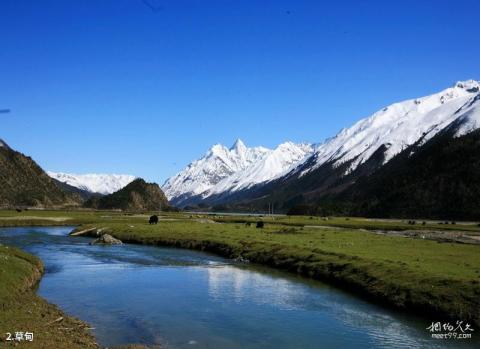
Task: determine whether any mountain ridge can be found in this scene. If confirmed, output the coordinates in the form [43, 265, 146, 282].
[162, 139, 313, 206]
[162, 139, 272, 202]
[163, 79, 480, 217]
[85, 178, 170, 211]
[0, 140, 82, 208]
[48, 172, 136, 195]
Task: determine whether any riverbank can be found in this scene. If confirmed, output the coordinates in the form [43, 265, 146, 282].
[0, 244, 99, 348]
[1, 210, 480, 337]
[72, 219, 480, 328]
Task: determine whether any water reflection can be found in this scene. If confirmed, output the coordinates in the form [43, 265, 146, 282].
[205, 263, 474, 348]
[207, 265, 313, 310]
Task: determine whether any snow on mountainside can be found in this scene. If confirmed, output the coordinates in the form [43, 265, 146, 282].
[163, 79, 480, 206]
[453, 93, 480, 136]
[297, 79, 480, 176]
[162, 139, 270, 200]
[48, 172, 137, 194]
[205, 142, 313, 196]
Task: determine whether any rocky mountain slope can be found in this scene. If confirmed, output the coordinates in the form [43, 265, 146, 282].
[338, 126, 480, 220]
[0, 140, 81, 208]
[163, 80, 480, 219]
[85, 178, 170, 211]
[295, 79, 480, 177]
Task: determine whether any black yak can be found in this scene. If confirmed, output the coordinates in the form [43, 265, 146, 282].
[149, 215, 159, 224]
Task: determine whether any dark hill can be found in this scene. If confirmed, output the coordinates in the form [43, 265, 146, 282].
[0, 140, 81, 208]
[337, 128, 480, 220]
[85, 178, 170, 211]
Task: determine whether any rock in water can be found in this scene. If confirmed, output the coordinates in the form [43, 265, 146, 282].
[90, 234, 123, 245]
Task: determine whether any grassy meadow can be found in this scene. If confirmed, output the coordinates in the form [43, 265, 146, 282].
[0, 244, 98, 348]
[1, 209, 480, 341]
[70, 211, 480, 326]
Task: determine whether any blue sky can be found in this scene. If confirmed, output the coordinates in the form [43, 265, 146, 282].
[1, 0, 479, 183]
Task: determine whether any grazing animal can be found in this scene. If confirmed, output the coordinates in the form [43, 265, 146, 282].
[245, 222, 251, 227]
[256, 221, 264, 229]
[15, 208, 22, 212]
[149, 215, 159, 224]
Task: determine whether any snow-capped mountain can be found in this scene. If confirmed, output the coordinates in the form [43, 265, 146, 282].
[162, 139, 313, 204]
[48, 172, 136, 195]
[163, 79, 480, 210]
[162, 139, 271, 201]
[451, 91, 480, 136]
[297, 79, 480, 176]
[204, 142, 313, 196]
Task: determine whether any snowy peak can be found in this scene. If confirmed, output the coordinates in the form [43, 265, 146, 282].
[230, 138, 247, 153]
[162, 140, 271, 200]
[299, 79, 480, 175]
[162, 139, 312, 202]
[205, 141, 313, 195]
[48, 172, 137, 195]
[207, 143, 228, 157]
[454, 79, 480, 92]
[162, 79, 480, 207]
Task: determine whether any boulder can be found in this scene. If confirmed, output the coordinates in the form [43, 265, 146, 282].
[90, 234, 123, 245]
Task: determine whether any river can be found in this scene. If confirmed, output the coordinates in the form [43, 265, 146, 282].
[0, 226, 476, 348]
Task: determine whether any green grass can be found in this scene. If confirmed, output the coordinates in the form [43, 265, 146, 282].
[212, 214, 480, 232]
[75, 218, 480, 326]
[0, 244, 41, 301]
[1, 209, 480, 335]
[0, 244, 98, 348]
[0, 209, 185, 228]
[2, 209, 480, 232]
[76, 219, 480, 280]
